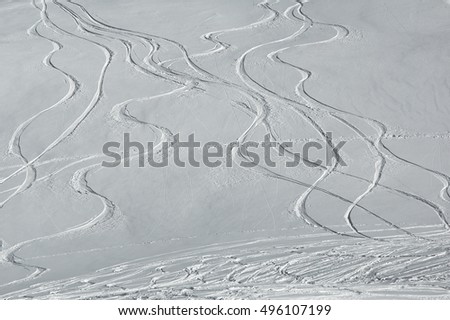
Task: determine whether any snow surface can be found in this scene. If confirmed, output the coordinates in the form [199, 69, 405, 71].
[1, 0, 450, 299]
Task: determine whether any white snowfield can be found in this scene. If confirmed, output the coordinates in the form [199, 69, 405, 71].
[1, 0, 450, 299]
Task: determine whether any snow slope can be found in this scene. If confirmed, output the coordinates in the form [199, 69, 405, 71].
[1, 0, 450, 299]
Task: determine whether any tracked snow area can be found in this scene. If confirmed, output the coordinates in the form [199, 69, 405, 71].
[1, 0, 450, 299]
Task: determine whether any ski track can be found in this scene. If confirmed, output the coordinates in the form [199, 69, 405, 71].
[1, 0, 450, 298]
